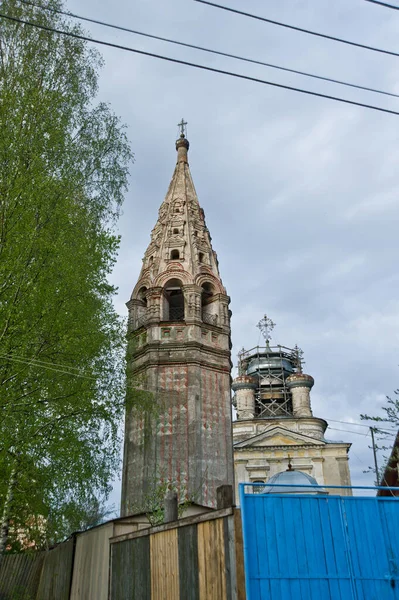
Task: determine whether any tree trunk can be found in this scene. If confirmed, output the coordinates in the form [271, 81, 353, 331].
[0, 460, 17, 557]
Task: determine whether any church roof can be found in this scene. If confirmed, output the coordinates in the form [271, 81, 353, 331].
[262, 468, 326, 494]
[132, 131, 226, 297]
[233, 425, 327, 448]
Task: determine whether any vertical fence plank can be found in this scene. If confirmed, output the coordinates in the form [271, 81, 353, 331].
[178, 525, 199, 600]
[110, 537, 151, 600]
[150, 529, 179, 600]
[198, 519, 226, 600]
[233, 509, 246, 600]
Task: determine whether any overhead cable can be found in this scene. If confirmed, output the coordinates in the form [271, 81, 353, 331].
[13, 0, 399, 99]
[365, 0, 399, 9]
[194, 0, 399, 59]
[328, 427, 370, 437]
[1, 12, 399, 117]
[328, 418, 397, 434]
[2, 354, 397, 437]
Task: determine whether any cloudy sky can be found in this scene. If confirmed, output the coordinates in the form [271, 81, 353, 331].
[66, 0, 399, 505]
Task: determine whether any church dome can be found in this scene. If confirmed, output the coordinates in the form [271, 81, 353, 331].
[262, 468, 326, 495]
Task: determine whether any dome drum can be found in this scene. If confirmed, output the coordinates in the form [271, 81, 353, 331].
[286, 373, 314, 390]
[232, 375, 257, 392]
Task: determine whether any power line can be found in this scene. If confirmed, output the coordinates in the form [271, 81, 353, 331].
[328, 427, 370, 437]
[328, 418, 397, 434]
[13, 0, 399, 100]
[0, 353, 178, 398]
[1, 12, 399, 117]
[365, 0, 399, 9]
[194, 0, 399, 59]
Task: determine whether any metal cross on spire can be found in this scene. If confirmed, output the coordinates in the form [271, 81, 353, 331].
[177, 118, 187, 137]
[256, 314, 276, 344]
[292, 344, 305, 373]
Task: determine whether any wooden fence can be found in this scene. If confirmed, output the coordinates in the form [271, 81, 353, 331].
[0, 538, 74, 600]
[0, 552, 45, 600]
[110, 507, 246, 600]
[0, 506, 246, 600]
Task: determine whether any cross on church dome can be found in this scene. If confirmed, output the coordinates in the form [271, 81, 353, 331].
[177, 118, 187, 137]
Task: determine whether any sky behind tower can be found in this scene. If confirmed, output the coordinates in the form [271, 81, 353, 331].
[64, 0, 399, 505]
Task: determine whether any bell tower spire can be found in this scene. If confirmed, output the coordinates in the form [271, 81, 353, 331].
[121, 128, 234, 515]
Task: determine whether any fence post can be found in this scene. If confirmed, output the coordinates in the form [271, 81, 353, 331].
[217, 484, 233, 509]
[164, 491, 178, 523]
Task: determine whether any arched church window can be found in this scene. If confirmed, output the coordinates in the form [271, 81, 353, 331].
[137, 286, 147, 307]
[170, 249, 180, 260]
[135, 286, 148, 328]
[201, 282, 217, 325]
[163, 278, 184, 322]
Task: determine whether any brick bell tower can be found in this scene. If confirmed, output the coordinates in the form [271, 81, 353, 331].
[121, 125, 234, 515]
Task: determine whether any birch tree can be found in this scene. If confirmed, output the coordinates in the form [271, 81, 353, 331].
[0, 0, 133, 551]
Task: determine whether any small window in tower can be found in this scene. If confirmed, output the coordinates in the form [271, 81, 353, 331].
[149, 256, 153, 264]
[173, 228, 179, 235]
[198, 252, 204, 263]
[170, 249, 180, 260]
[194, 230, 198, 237]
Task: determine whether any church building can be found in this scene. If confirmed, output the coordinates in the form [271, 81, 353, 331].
[121, 127, 352, 517]
[121, 126, 234, 516]
[232, 316, 352, 498]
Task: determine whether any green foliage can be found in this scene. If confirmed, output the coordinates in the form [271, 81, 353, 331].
[0, 0, 133, 549]
[132, 475, 195, 527]
[361, 390, 399, 480]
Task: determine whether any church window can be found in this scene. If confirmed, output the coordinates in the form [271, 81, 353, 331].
[253, 480, 265, 494]
[149, 256, 153, 264]
[194, 230, 198, 237]
[135, 286, 148, 329]
[198, 252, 204, 263]
[137, 286, 147, 307]
[173, 228, 179, 235]
[170, 249, 180, 260]
[201, 282, 218, 325]
[163, 278, 184, 322]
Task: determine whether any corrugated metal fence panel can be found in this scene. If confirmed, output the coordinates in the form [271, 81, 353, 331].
[36, 538, 75, 600]
[0, 552, 45, 600]
[343, 498, 399, 600]
[380, 499, 399, 588]
[242, 495, 353, 600]
[241, 492, 399, 600]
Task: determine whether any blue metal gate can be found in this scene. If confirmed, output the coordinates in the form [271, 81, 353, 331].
[240, 484, 399, 600]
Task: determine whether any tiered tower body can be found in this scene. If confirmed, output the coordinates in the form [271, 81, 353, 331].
[121, 134, 234, 515]
[232, 341, 352, 498]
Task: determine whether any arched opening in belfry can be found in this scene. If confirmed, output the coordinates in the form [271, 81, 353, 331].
[163, 278, 185, 322]
[170, 249, 180, 260]
[137, 286, 148, 307]
[201, 282, 217, 325]
[136, 286, 148, 327]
